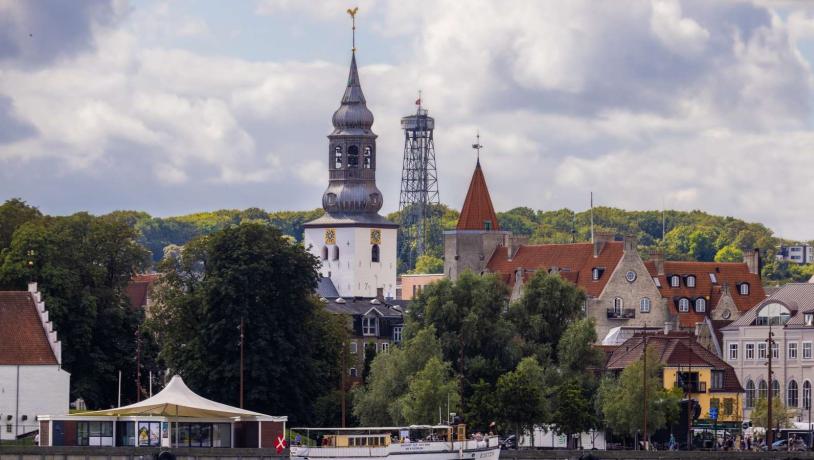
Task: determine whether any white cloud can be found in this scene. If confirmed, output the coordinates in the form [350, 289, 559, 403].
[650, 0, 710, 57]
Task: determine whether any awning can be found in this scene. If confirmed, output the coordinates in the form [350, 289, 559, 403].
[78, 375, 284, 420]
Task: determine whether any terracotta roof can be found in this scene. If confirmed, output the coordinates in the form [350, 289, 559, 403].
[457, 161, 499, 231]
[0, 291, 58, 365]
[486, 241, 624, 298]
[126, 273, 160, 310]
[606, 332, 743, 393]
[644, 261, 765, 327]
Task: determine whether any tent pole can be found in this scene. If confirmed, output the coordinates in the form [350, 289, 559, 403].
[175, 406, 179, 448]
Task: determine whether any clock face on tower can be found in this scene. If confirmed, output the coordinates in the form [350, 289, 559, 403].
[324, 228, 336, 245]
[370, 229, 382, 245]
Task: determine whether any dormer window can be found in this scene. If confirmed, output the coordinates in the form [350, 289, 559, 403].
[483, 220, 492, 230]
[678, 298, 690, 312]
[806, 314, 814, 326]
[347, 145, 359, 168]
[695, 298, 706, 313]
[653, 277, 661, 287]
[756, 302, 791, 326]
[739, 283, 750, 296]
[362, 316, 379, 336]
[686, 275, 696, 288]
[709, 273, 718, 284]
[670, 275, 680, 287]
[592, 268, 603, 281]
[334, 146, 343, 168]
[363, 146, 372, 168]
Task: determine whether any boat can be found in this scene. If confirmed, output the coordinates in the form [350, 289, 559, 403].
[289, 425, 500, 460]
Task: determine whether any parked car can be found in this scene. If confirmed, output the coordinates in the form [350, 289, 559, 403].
[769, 439, 787, 451]
[499, 435, 517, 450]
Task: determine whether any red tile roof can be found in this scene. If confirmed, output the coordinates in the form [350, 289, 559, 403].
[486, 241, 624, 298]
[457, 161, 499, 231]
[126, 273, 160, 310]
[644, 261, 765, 327]
[0, 291, 58, 365]
[606, 332, 743, 393]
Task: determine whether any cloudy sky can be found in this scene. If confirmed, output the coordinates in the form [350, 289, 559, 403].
[2, 1, 814, 239]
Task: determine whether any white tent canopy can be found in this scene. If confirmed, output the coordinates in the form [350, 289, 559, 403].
[80, 375, 283, 420]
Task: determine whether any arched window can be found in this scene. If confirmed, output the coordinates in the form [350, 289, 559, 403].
[746, 380, 755, 408]
[334, 146, 343, 168]
[695, 298, 706, 313]
[758, 380, 768, 400]
[640, 297, 651, 313]
[347, 145, 359, 168]
[788, 380, 799, 407]
[321, 246, 328, 260]
[772, 379, 780, 399]
[686, 275, 696, 288]
[740, 283, 750, 295]
[678, 298, 690, 312]
[363, 146, 372, 168]
[804, 381, 812, 410]
[670, 275, 680, 287]
[613, 297, 623, 314]
[756, 302, 791, 326]
[332, 246, 340, 261]
[371, 244, 380, 263]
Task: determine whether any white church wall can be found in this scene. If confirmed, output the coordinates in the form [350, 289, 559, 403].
[0, 365, 70, 440]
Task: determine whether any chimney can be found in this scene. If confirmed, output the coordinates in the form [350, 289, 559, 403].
[650, 250, 665, 276]
[507, 235, 529, 262]
[593, 232, 614, 258]
[623, 234, 637, 253]
[743, 248, 760, 276]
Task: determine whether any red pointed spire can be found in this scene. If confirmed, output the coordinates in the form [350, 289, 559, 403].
[457, 160, 499, 231]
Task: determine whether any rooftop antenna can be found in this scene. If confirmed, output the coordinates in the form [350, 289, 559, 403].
[472, 130, 483, 163]
[347, 7, 359, 52]
[590, 191, 594, 243]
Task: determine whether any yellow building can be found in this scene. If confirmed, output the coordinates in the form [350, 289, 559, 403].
[606, 331, 744, 427]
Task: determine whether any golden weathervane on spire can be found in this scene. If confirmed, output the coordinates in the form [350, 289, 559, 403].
[347, 7, 359, 52]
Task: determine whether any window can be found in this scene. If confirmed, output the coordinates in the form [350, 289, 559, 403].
[350, 342, 358, 354]
[332, 245, 339, 261]
[362, 316, 378, 336]
[772, 380, 780, 399]
[380, 342, 389, 352]
[349, 368, 357, 377]
[728, 343, 738, 360]
[687, 275, 696, 287]
[758, 380, 768, 400]
[711, 370, 724, 390]
[670, 275, 680, 287]
[321, 246, 328, 260]
[709, 273, 718, 284]
[613, 297, 623, 310]
[592, 268, 600, 281]
[758, 342, 767, 359]
[170, 423, 229, 448]
[640, 297, 651, 313]
[746, 380, 755, 408]
[334, 146, 343, 168]
[746, 343, 755, 360]
[363, 146, 372, 168]
[347, 145, 359, 168]
[804, 342, 812, 359]
[625, 270, 637, 282]
[772, 341, 779, 359]
[723, 398, 734, 416]
[393, 326, 403, 343]
[78, 421, 114, 446]
[371, 244, 380, 263]
[483, 220, 492, 230]
[5, 424, 11, 433]
[807, 314, 814, 326]
[789, 342, 798, 359]
[805, 381, 812, 410]
[739, 283, 750, 295]
[695, 298, 706, 312]
[678, 298, 689, 312]
[653, 277, 661, 287]
[789, 380, 799, 407]
[756, 302, 791, 326]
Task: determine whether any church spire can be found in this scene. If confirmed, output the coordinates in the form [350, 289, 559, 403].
[457, 157, 499, 231]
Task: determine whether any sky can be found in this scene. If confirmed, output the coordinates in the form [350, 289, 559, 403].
[2, 1, 814, 240]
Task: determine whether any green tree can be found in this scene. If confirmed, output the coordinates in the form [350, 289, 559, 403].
[148, 222, 343, 423]
[0, 198, 41, 252]
[750, 397, 796, 430]
[598, 346, 681, 440]
[496, 357, 547, 440]
[398, 356, 460, 425]
[0, 213, 149, 407]
[362, 341, 377, 383]
[508, 270, 586, 361]
[557, 317, 604, 374]
[714, 244, 743, 262]
[411, 254, 444, 274]
[550, 378, 595, 448]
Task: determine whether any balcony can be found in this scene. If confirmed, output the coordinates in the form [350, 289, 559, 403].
[607, 308, 635, 320]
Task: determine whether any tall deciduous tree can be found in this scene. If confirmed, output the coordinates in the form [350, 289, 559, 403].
[398, 356, 460, 425]
[0, 198, 42, 253]
[496, 357, 547, 440]
[148, 223, 343, 423]
[750, 397, 795, 430]
[550, 378, 595, 448]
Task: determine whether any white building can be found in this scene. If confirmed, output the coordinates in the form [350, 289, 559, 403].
[721, 283, 814, 424]
[0, 282, 70, 440]
[777, 244, 814, 265]
[302, 46, 398, 299]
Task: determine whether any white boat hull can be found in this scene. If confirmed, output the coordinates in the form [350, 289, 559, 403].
[291, 439, 501, 460]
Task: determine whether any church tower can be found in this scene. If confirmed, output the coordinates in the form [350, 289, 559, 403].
[443, 154, 508, 280]
[303, 28, 398, 299]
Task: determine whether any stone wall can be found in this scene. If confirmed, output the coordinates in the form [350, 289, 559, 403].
[443, 231, 507, 280]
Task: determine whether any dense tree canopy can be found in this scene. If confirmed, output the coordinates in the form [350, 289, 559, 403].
[147, 222, 344, 423]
